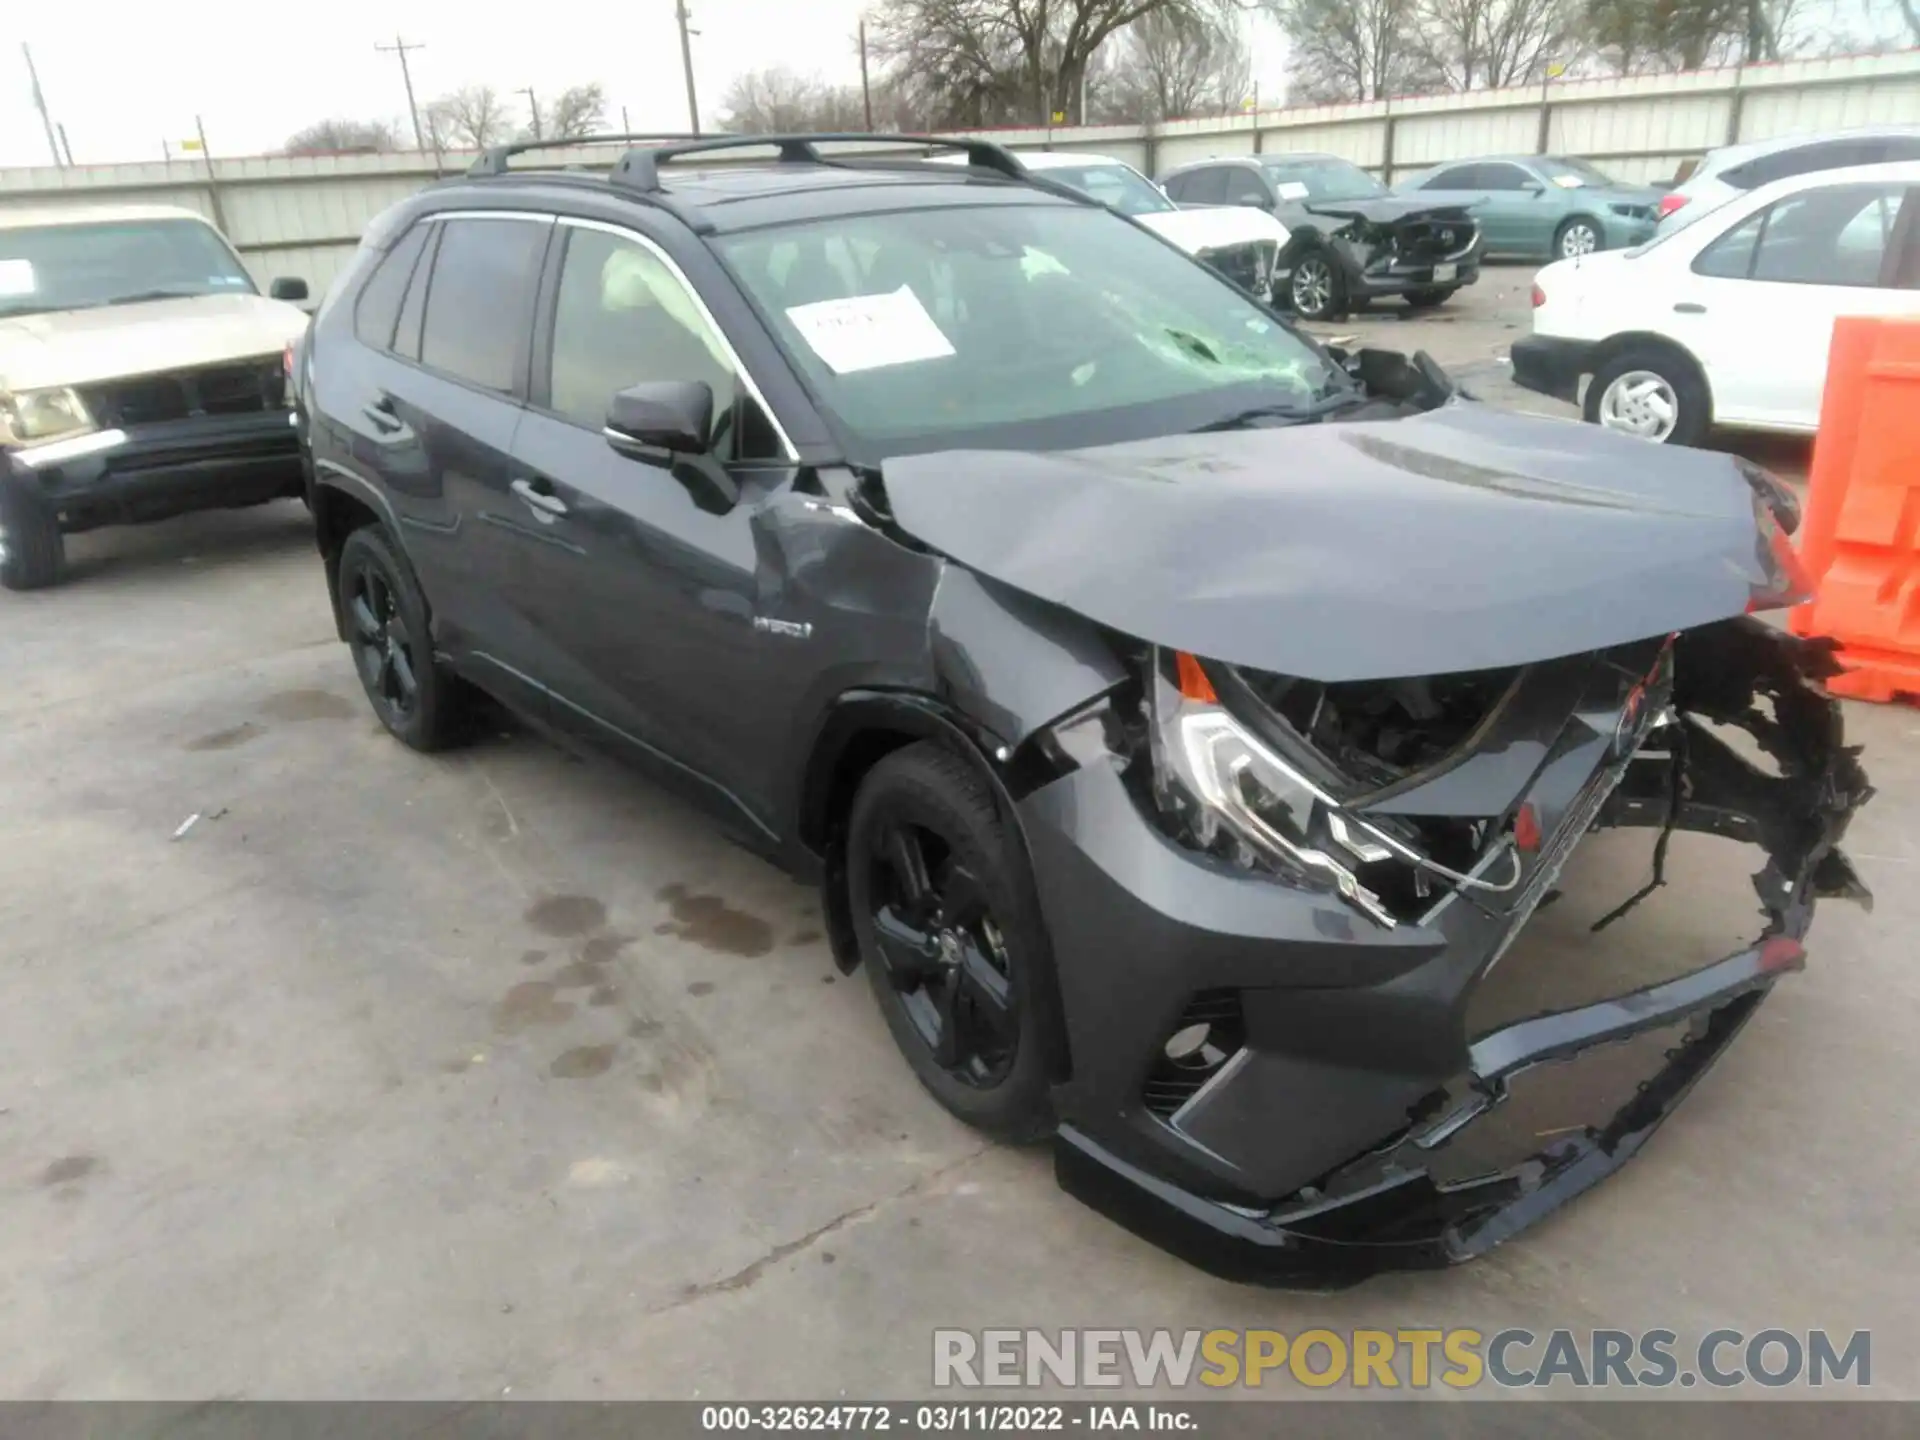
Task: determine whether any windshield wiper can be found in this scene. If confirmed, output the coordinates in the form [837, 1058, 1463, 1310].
[100, 286, 214, 306]
[1193, 387, 1372, 433]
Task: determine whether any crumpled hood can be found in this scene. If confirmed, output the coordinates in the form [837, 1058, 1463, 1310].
[880, 402, 1787, 683]
[1305, 196, 1478, 227]
[1136, 206, 1291, 254]
[0, 293, 309, 393]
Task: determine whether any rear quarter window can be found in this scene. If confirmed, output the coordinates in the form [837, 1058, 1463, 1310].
[352, 224, 429, 350]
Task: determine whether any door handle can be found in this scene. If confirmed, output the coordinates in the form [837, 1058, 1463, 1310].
[362, 398, 404, 434]
[511, 478, 568, 517]
[1674, 302, 1707, 314]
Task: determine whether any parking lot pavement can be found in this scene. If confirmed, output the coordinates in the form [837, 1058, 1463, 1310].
[1, 317, 1911, 1401]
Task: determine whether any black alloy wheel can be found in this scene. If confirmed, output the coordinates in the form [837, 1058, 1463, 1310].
[847, 743, 1057, 1141]
[337, 526, 462, 750]
[867, 817, 1018, 1088]
[349, 562, 419, 725]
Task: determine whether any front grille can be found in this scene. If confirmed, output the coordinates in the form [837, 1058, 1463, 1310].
[80, 356, 285, 427]
[1393, 219, 1478, 263]
[1143, 989, 1246, 1120]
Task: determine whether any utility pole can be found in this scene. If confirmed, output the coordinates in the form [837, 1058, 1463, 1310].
[375, 34, 427, 150]
[58, 123, 74, 166]
[519, 87, 541, 139]
[858, 17, 873, 130]
[674, 0, 701, 135]
[21, 43, 63, 168]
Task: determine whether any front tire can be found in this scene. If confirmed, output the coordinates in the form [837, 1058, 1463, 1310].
[1584, 345, 1711, 447]
[337, 526, 465, 750]
[1288, 250, 1345, 321]
[847, 743, 1058, 1143]
[0, 477, 65, 591]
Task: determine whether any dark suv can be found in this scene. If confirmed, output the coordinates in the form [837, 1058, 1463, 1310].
[296, 134, 1867, 1284]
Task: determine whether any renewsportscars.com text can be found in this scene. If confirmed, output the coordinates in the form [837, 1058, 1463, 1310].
[932, 1328, 1871, 1391]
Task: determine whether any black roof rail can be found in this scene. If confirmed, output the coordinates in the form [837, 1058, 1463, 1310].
[467, 132, 703, 178]
[609, 132, 1030, 192]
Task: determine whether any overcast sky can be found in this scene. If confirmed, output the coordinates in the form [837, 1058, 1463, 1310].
[3, 2, 1289, 168]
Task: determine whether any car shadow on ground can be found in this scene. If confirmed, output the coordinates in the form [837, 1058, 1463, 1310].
[58, 501, 315, 586]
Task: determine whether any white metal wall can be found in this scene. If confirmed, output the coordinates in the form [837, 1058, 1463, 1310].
[3, 50, 1915, 298]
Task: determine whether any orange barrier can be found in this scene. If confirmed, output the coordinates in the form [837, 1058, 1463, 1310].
[1789, 316, 1920, 704]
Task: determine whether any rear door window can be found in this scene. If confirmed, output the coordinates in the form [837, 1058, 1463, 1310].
[418, 217, 550, 393]
[1222, 169, 1270, 206]
[1173, 168, 1228, 204]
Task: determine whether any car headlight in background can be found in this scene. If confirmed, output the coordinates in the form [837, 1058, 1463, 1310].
[0, 386, 95, 446]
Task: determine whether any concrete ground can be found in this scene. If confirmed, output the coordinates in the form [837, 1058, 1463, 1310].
[2, 270, 1913, 1403]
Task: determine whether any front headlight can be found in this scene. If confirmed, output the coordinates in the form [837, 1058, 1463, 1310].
[1146, 648, 1398, 927]
[0, 386, 95, 446]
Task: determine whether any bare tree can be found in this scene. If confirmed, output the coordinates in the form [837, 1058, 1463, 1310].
[1416, 0, 1581, 89]
[547, 83, 607, 139]
[1097, 3, 1253, 120]
[1262, 0, 1429, 101]
[871, 0, 1203, 127]
[427, 86, 513, 148]
[719, 68, 870, 131]
[283, 118, 400, 155]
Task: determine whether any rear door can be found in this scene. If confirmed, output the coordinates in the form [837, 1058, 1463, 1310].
[504, 216, 800, 833]
[340, 212, 552, 700]
[1682, 181, 1915, 429]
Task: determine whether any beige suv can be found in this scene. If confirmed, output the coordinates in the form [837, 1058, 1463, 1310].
[0, 203, 311, 589]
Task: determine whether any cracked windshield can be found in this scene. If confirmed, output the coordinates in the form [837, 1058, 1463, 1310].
[720, 204, 1336, 454]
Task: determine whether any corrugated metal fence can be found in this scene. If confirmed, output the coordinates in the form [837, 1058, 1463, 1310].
[3, 50, 1916, 298]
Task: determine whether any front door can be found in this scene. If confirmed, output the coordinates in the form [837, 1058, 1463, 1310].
[504, 218, 799, 838]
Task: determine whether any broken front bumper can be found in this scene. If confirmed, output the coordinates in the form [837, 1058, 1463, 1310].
[1018, 619, 1868, 1285]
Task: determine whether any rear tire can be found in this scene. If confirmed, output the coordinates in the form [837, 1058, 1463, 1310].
[1583, 345, 1711, 447]
[0, 477, 66, 591]
[337, 525, 465, 751]
[847, 742, 1059, 1144]
[1555, 217, 1603, 259]
[1404, 287, 1457, 309]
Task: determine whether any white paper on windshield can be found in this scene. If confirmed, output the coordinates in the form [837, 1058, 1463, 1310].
[785, 285, 956, 374]
[0, 259, 36, 297]
[1552, 175, 1584, 188]
[1274, 181, 1311, 201]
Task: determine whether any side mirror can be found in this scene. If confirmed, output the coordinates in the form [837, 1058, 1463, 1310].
[604, 380, 739, 513]
[269, 276, 309, 302]
[1520, 180, 1546, 196]
[606, 380, 713, 453]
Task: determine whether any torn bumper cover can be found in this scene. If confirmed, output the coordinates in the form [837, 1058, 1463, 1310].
[1017, 619, 1869, 1286]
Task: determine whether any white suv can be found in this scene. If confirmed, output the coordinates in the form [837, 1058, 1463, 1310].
[1513, 161, 1919, 446]
[0, 204, 312, 589]
[1655, 126, 1920, 237]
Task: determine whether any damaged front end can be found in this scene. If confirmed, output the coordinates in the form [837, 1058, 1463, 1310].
[1290, 202, 1481, 299]
[877, 390, 1871, 1283]
[1038, 617, 1869, 1283]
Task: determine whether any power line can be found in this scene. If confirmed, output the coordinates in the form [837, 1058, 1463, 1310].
[375, 34, 427, 150]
